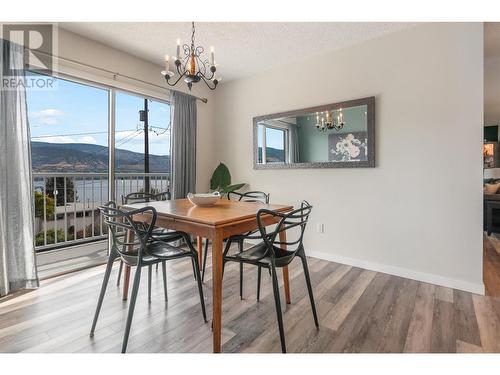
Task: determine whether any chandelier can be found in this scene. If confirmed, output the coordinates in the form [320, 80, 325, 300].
[315, 108, 345, 132]
[161, 22, 220, 91]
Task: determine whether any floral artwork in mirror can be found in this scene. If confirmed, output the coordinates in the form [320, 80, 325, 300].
[329, 131, 367, 162]
[253, 96, 375, 169]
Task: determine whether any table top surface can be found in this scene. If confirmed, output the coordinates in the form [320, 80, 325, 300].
[121, 198, 293, 226]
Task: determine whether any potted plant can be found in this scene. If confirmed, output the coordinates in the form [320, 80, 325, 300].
[210, 162, 246, 195]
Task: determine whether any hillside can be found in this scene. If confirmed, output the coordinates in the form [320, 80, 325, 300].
[31, 142, 170, 173]
[257, 147, 285, 163]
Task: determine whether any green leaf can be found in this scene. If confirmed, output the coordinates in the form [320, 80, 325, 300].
[220, 183, 246, 194]
[210, 162, 232, 190]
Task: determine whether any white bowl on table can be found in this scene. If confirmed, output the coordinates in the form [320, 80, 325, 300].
[187, 192, 221, 207]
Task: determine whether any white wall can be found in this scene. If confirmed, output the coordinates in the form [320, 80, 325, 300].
[485, 55, 500, 126]
[215, 23, 484, 293]
[55, 28, 218, 192]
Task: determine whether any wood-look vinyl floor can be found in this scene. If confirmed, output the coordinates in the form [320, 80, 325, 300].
[1, 245, 500, 353]
[483, 233, 500, 297]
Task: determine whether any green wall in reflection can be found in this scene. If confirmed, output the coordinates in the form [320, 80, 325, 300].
[296, 105, 367, 162]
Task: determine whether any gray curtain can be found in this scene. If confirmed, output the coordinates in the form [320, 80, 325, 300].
[171, 91, 197, 199]
[0, 39, 38, 296]
[287, 123, 300, 163]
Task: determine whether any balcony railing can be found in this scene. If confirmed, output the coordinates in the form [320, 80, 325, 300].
[33, 172, 170, 251]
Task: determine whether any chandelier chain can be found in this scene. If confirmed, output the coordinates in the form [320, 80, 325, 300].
[191, 22, 195, 49]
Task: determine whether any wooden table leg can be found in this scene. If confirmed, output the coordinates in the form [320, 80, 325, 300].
[196, 236, 203, 270]
[212, 232, 223, 353]
[279, 229, 291, 304]
[122, 229, 135, 301]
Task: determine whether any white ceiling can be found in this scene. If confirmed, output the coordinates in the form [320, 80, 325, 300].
[60, 22, 416, 81]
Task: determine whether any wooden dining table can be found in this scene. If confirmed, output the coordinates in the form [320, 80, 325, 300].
[120, 198, 294, 353]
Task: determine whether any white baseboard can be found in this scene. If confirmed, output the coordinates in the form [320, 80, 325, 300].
[243, 239, 485, 295]
[307, 250, 485, 295]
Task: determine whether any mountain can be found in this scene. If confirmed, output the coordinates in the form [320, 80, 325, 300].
[257, 147, 285, 163]
[31, 142, 170, 173]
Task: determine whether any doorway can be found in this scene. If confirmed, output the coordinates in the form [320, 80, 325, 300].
[483, 22, 500, 296]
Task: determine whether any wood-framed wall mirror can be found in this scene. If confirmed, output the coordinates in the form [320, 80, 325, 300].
[253, 96, 375, 169]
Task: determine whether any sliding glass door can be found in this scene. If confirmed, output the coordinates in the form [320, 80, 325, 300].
[26, 73, 171, 277]
[27, 73, 110, 251]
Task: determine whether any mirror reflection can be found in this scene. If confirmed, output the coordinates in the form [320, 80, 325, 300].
[256, 101, 372, 167]
[254, 97, 375, 168]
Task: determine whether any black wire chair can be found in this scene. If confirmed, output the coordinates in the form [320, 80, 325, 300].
[116, 191, 183, 297]
[90, 201, 206, 353]
[201, 191, 270, 300]
[223, 201, 318, 353]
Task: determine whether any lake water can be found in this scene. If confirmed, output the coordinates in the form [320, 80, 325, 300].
[33, 176, 170, 204]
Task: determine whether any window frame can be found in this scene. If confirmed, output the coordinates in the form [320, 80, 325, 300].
[258, 123, 288, 165]
[27, 69, 174, 273]
[28, 70, 172, 202]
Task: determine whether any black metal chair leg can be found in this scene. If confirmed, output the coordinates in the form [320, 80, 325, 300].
[191, 260, 196, 280]
[271, 264, 286, 353]
[300, 252, 319, 328]
[257, 266, 262, 301]
[121, 266, 142, 353]
[222, 260, 227, 280]
[191, 257, 198, 281]
[192, 254, 207, 322]
[148, 265, 152, 303]
[116, 260, 123, 286]
[90, 253, 117, 337]
[221, 239, 232, 276]
[202, 238, 209, 282]
[161, 261, 168, 301]
[238, 240, 244, 300]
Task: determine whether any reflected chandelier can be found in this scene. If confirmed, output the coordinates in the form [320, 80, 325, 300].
[315, 108, 345, 132]
[161, 22, 220, 91]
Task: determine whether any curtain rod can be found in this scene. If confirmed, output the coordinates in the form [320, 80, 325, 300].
[28, 50, 208, 103]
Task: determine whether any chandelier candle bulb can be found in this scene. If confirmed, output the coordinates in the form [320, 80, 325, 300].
[165, 55, 169, 72]
[162, 22, 220, 91]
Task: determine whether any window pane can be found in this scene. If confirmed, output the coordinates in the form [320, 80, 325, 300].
[115, 91, 146, 173]
[115, 92, 171, 173]
[257, 124, 264, 163]
[27, 73, 109, 249]
[28, 73, 109, 172]
[147, 99, 171, 172]
[265, 127, 285, 163]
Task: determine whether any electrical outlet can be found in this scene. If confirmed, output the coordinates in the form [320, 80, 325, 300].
[316, 223, 324, 233]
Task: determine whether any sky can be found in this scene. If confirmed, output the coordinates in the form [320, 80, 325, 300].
[257, 125, 285, 150]
[265, 127, 285, 149]
[27, 74, 171, 156]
